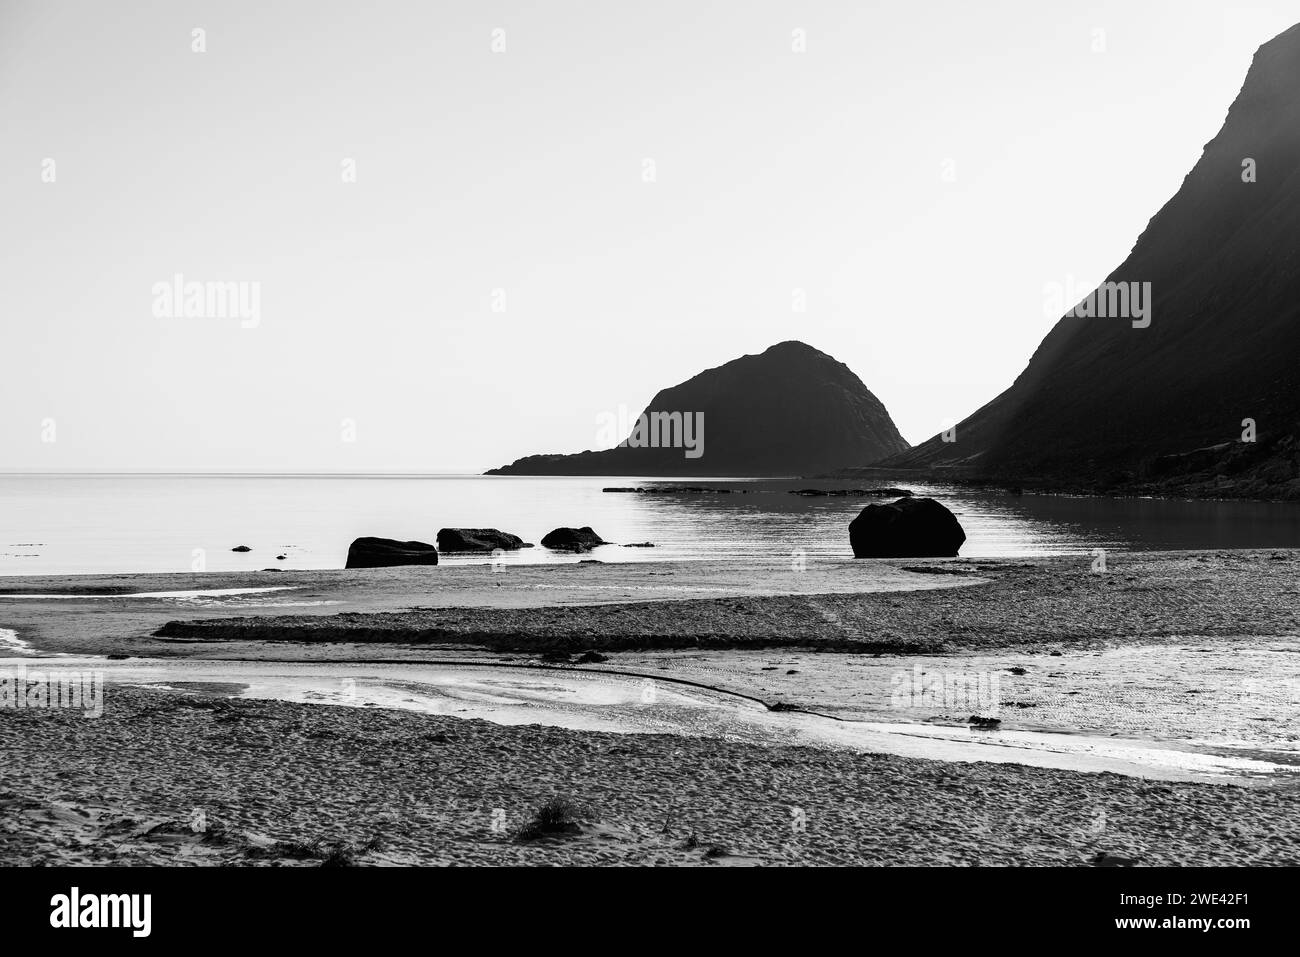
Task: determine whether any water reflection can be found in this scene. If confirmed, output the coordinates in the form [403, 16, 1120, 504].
[0, 474, 1295, 575]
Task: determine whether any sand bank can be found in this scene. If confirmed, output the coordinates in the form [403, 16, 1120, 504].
[149, 550, 1300, 654]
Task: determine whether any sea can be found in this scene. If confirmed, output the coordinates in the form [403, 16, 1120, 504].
[1, 474, 1296, 576]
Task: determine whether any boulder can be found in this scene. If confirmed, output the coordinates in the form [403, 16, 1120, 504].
[849, 497, 965, 558]
[436, 528, 530, 552]
[345, 537, 439, 569]
[231, 545, 251, 552]
[540, 526, 607, 551]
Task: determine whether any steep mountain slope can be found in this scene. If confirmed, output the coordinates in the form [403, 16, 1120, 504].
[890, 23, 1300, 495]
[488, 341, 909, 476]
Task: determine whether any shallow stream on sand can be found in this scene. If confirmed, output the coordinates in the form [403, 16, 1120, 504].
[3, 646, 1295, 785]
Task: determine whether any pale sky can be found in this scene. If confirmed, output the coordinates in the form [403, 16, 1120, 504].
[2, 0, 1295, 472]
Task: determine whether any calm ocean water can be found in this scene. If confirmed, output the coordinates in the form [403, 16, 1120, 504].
[1, 474, 1297, 576]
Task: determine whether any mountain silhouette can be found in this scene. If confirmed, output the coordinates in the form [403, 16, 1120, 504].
[888, 23, 1300, 496]
[487, 341, 909, 476]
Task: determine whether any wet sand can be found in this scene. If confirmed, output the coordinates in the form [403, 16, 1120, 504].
[2, 551, 1296, 659]
[10, 653, 1294, 781]
[140, 549, 1300, 654]
[0, 557, 979, 657]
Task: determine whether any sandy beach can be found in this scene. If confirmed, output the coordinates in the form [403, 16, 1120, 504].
[1, 683, 1297, 866]
[2, 549, 1297, 866]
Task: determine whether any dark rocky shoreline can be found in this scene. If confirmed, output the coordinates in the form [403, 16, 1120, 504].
[828, 456, 1300, 503]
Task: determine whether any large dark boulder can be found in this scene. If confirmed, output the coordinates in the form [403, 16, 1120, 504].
[436, 528, 530, 553]
[540, 527, 607, 552]
[849, 497, 965, 558]
[345, 537, 439, 569]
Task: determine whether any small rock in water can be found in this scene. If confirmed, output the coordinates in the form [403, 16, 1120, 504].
[231, 545, 252, 552]
[437, 528, 530, 553]
[541, 526, 607, 552]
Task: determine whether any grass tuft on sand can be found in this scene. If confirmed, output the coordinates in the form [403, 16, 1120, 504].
[515, 797, 588, 842]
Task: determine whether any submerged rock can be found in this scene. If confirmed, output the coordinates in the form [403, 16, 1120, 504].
[345, 537, 439, 569]
[849, 497, 966, 558]
[540, 527, 606, 551]
[436, 528, 531, 552]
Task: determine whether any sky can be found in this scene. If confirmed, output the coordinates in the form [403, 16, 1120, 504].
[2, 0, 1297, 472]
